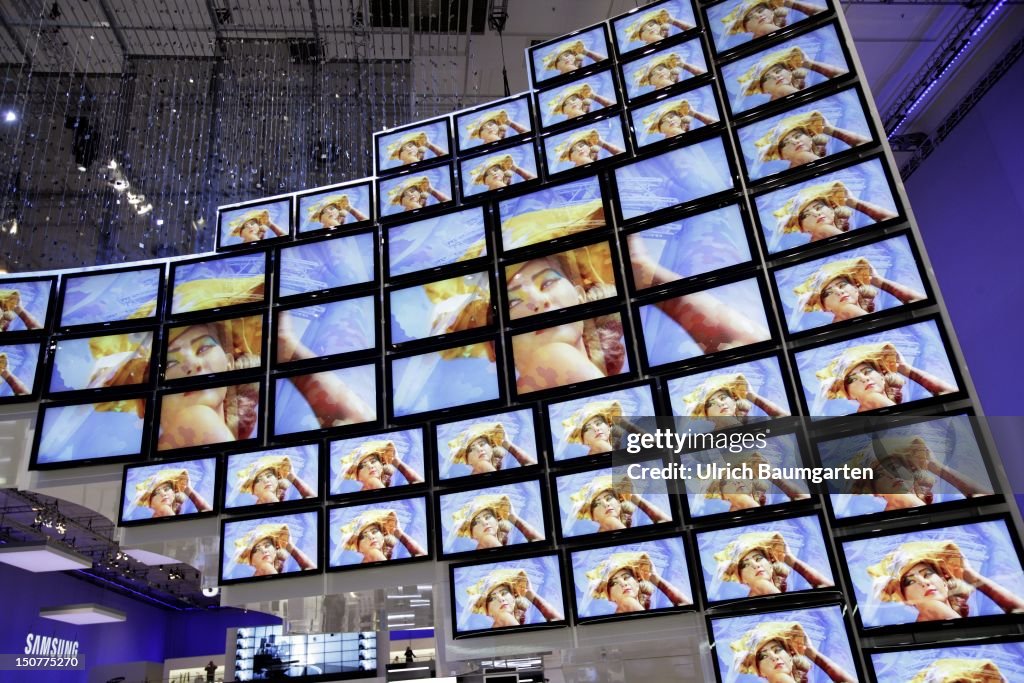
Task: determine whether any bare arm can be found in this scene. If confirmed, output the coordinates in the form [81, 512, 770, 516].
[631, 494, 671, 523]
[847, 195, 898, 222]
[592, 93, 616, 108]
[512, 165, 537, 182]
[395, 528, 427, 557]
[392, 456, 425, 484]
[426, 141, 446, 157]
[805, 59, 847, 79]
[898, 362, 958, 396]
[650, 570, 692, 606]
[670, 17, 695, 31]
[926, 462, 993, 497]
[267, 221, 286, 237]
[345, 207, 369, 222]
[785, 552, 834, 588]
[286, 542, 317, 570]
[509, 512, 544, 542]
[824, 124, 870, 148]
[599, 139, 625, 156]
[15, 305, 43, 330]
[503, 440, 537, 467]
[803, 644, 856, 683]
[691, 110, 717, 126]
[185, 485, 213, 512]
[871, 275, 926, 304]
[656, 290, 770, 352]
[159, 405, 235, 450]
[287, 473, 317, 498]
[782, 0, 828, 16]
[746, 390, 790, 417]
[681, 62, 705, 77]
[525, 588, 564, 622]
[963, 566, 1024, 613]
[508, 120, 529, 134]
[0, 369, 30, 395]
[428, 187, 451, 203]
[583, 49, 606, 63]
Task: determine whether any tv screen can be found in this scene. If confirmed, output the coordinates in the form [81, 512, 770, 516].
[816, 414, 996, 522]
[276, 230, 377, 300]
[528, 24, 610, 87]
[681, 432, 811, 521]
[460, 140, 539, 198]
[545, 381, 657, 464]
[754, 156, 901, 256]
[389, 271, 494, 345]
[869, 638, 1024, 682]
[157, 379, 263, 453]
[569, 534, 695, 623]
[328, 427, 427, 496]
[773, 233, 929, 336]
[511, 310, 630, 396]
[793, 318, 961, 416]
[48, 329, 153, 395]
[638, 277, 772, 368]
[0, 276, 55, 335]
[0, 341, 42, 402]
[621, 38, 708, 101]
[273, 362, 379, 437]
[32, 394, 149, 469]
[120, 456, 217, 525]
[455, 94, 534, 152]
[58, 264, 163, 329]
[705, 0, 832, 55]
[696, 513, 835, 605]
[664, 355, 792, 428]
[389, 341, 501, 419]
[437, 478, 549, 557]
[504, 241, 618, 323]
[720, 23, 850, 116]
[610, 0, 698, 57]
[224, 443, 321, 512]
[375, 117, 452, 174]
[708, 603, 858, 683]
[536, 69, 619, 130]
[386, 204, 489, 278]
[840, 516, 1024, 631]
[623, 203, 751, 291]
[296, 181, 374, 236]
[220, 508, 321, 584]
[274, 295, 378, 366]
[553, 459, 675, 542]
[450, 552, 567, 637]
[614, 136, 735, 223]
[434, 406, 540, 482]
[629, 85, 721, 149]
[497, 174, 606, 254]
[327, 495, 430, 569]
[378, 164, 455, 219]
[542, 115, 628, 176]
[736, 87, 874, 183]
[169, 251, 267, 318]
[162, 314, 265, 383]
[218, 197, 292, 249]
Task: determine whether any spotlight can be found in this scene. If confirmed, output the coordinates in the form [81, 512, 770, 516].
[76, 165, 87, 173]
[3, 111, 16, 123]
[137, 203, 153, 216]
[107, 160, 117, 170]
[202, 586, 220, 597]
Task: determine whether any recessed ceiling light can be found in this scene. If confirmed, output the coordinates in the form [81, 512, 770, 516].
[40, 604, 126, 625]
[0, 542, 92, 572]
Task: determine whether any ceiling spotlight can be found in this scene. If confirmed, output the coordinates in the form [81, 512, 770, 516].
[111, 179, 129, 192]
[107, 160, 117, 170]
[137, 203, 153, 216]
[76, 165, 87, 173]
[156, 219, 164, 226]
[202, 586, 219, 597]
[126, 192, 143, 206]
[3, 111, 16, 123]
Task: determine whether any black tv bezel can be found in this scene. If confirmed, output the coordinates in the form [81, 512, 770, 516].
[373, 114, 455, 178]
[383, 201, 495, 284]
[294, 178, 377, 239]
[376, 160, 459, 224]
[527, 21, 614, 90]
[118, 452, 222, 527]
[625, 83, 724, 154]
[609, 0, 703, 62]
[453, 92, 537, 155]
[538, 110, 633, 181]
[167, 248, 271, 321]
[533, 67, 624, 134]
[271, 290, 382, 370]
[221, 440, 326, 516]
[216, 195, 295, 253]
[44, 323, 159, 400]
[325, 491, 435, 573]
[29, 390, 153, 471]
[273, 225, 380, 305]
[158, 309, 269, 387]
[0, 338, 46, 405]
[55, 262, 166, 333]
[325, 424, 432, 502]
[458, 138, 543, 201]
[153, 375, 267, 457]
[218, 505, 324, 586]
[0, 274, 58, 341]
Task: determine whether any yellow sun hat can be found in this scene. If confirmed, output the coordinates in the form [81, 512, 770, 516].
[754, 110, 826, 162]
[642, 99, 693, 133]
[235, 523, 290, 565]
[867, 540, 965, 603]
[342, 509, 398, 551]
[542, 39, 586, 71]
[910, 658, 1006, 683]
[714, 531, 786, 583]
[562, 400, 622, 444]
[387, 176, 431, 205]
[339, 441, 396, 480]
[166, 314, 264, 366]
[772, 181, 849, 234]
[453, 494, 512, 538]
[555, 129, 600, 162]
[466, 110, 509, 138]
[793, 257, 872, 313]
[570, 474, 632, 520]
[738, 47, 805, 95]
[228, 209, 271, 237]
[730, 621, 808, 675]
[548, 83, 595, 115]
[172, 275, 265, 316]
[448, 422, 507, 465]
[471, 154, 515, 185]
[0, 289, 22, 311]
[306, 195, 351, 223]
[635, 52, 683, 86]
[237, 455, 292, 494]
[626, 8, 672, 42]
[135, 468, 189, 507]
[586, 551, 653, 600]
[386, 131, 430, 160]
[468, 568, 529, 614]
[422, 274, 491, 337]
[682, 373, 749, 418]
[501, 200, 606, 251]
[816, 342, 900, 400]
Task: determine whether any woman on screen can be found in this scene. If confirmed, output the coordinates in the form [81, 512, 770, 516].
[342, 509, 426, 563]
[730, 621, 856, 682]
[756, 111, 870, 170]
[234, 523, 316, 577]
[642, 100, 717, 140]
[868, 540, 1024, 621]
[682, 373, 790, 428]
[229, 209, 287, 243]
[454, 494, 543, 549]
[716, 531, 834, 597]
[549, 83, 616, 122]
[338, 440, 424, 491]
[562, 400, 646, 456]
[773, 181, 898, 244]
[307, 194, 369, 230]
[723, 0, 827, 41]
[794, 257, 925, 324]
[555, 129, 625, 168]
[0, 289, 43, 332]
[0, 353, 30, 395]
[739, 47, 847, 102]
[135, 468, 212, 518]
[237, 454, 316, 504]
[387, 132, 446, 166]
[447, 422, 537, 475]
[703, 450, 811, 511]
[468, 568, 564, 627]
[571, 475, 670, 532]
[472, 154, 537, 191]
[634, 53, 706, 92]
[587, 551, 691, 613]
[467, 110, 529, 145]
[625, 8, 695, 45]
[909, 659, 1008, 683]
[388, 176, 451, 213]
[543, 40, 607, 76]
[816, 342, 957, 413]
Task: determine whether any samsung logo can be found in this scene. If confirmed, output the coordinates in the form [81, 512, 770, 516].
[24, 633, 79, 656]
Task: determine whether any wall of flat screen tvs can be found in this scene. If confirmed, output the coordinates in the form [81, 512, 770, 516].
[3, 0, 1024, 679]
